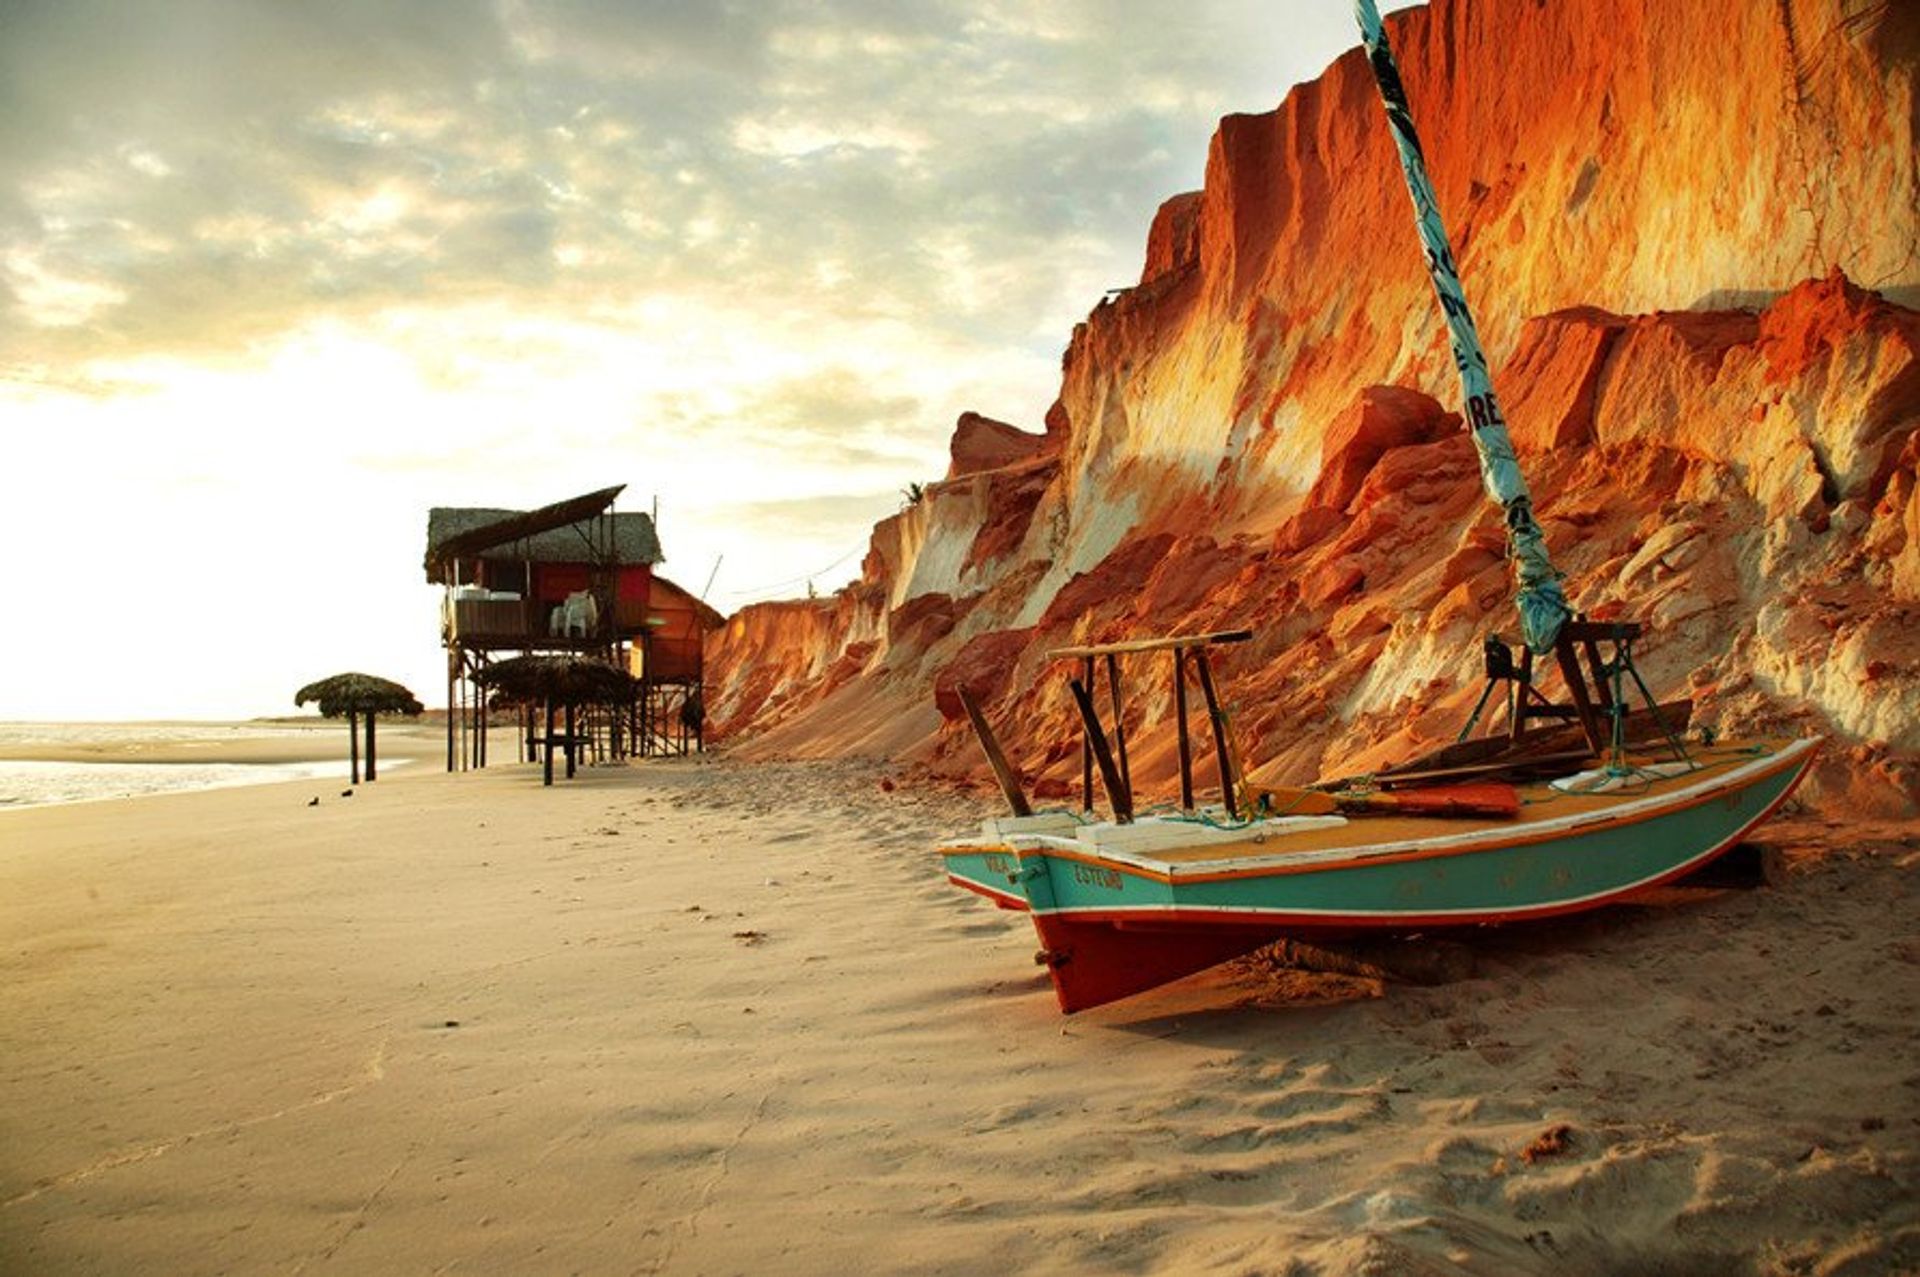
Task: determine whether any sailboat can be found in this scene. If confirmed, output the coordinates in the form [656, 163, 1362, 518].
[937, 1, 1821, 1014]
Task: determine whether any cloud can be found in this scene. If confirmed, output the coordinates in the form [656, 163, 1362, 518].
[0, 0, 1422, 716]
[1, 0, 1409, 370]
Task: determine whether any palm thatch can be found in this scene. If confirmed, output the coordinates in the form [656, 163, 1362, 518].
[294, 672, 425, 718]
[294, 672, 423, 786]
[476, 655, 636, 707]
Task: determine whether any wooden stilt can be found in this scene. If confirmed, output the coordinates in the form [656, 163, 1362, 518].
[365, 713, 377, 782]
[446, 651, 457, 773]
[543, 699, 555, 786]
[564, 702, 577, 778]
[348, 709, 361, 786]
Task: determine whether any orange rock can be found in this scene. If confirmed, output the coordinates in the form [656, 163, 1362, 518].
[703, 0, 1920, 812]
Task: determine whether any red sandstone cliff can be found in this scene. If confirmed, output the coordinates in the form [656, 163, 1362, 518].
[706, 0, 1920, 812]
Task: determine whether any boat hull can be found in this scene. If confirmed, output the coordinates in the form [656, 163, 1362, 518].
[941, 739, 1819, 1013]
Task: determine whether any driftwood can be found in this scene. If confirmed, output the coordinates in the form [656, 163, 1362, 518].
[1248, 937, 1476, 986]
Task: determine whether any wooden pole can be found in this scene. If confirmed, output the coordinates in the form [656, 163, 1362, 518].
[446, 650, 457, 773]
[565, 702, 577, 779]
[1105, 652, 1131, 799]
[1080, 655, 1095, 814]
[1067, 679, 1133, 823]
[459, 658, 470, 772]
[543, 699, 555, 786]
[348, 709, 361, 786]
[1174, 648, 1195, 812]
[1191, 650, 1239, 819]
[957, 687, 1033, 817]
[365, 713, 377, 782]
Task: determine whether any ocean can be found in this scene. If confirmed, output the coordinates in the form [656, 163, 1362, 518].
[0, 758, 356, 810]
[0, 723, 380, 812]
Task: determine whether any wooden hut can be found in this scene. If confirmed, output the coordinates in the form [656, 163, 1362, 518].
[425, 486, 675, 770]
[625, 572, 726, 755]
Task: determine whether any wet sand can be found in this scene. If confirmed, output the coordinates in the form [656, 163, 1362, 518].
[1, 752, 1914, 1274]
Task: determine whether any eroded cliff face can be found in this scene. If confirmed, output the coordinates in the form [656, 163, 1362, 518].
[706, 0, 1920, 812]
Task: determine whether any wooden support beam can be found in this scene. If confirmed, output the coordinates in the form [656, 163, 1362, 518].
[957, 688, 1033, 817]
[1173, 648, 1195, 813]
[1068, 678, 1133, 823]
[446, 650, 457, 773]
[1049, 629, 1254, 659]
[1080, 655, 1095, 814]
[1105, 652, 1131, 800]
[1554, 638, 1606, 755]
[1190, 649, 1239, 819]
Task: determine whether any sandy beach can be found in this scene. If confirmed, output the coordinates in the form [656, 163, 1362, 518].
[2, 744, 1915, 1275]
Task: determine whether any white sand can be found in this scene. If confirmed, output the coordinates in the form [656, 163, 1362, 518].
[1, 749, 1914, 1274]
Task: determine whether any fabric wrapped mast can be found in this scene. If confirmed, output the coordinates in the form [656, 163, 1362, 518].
[1352, 0, 1571, 654]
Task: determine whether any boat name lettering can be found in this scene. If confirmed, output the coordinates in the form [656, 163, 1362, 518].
[1071, 862, 1123, 890]
[982, 853, 1012, 873]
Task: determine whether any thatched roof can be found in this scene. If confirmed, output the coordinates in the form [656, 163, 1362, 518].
[424, 488, 661, 581]
[295, 673, 424, 718]
[476, 655, 637, 706]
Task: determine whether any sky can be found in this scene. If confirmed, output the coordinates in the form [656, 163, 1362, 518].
[0, 0, 1417, 720]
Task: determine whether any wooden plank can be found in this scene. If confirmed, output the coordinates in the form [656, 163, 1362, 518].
[1068, 678, 1133, 823]
[956, 688, 1033, 818]
[1048, 628, 1253, 660]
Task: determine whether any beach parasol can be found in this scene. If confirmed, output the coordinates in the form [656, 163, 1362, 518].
[294, 672, 424, 785]
[476, 656, 636, 784]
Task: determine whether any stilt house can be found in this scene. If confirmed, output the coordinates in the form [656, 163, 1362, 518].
[424, 485, 722, 769]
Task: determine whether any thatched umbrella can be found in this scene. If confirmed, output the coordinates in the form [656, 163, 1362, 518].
[477, 656, 635, 785]
[294, 673, 424, 785]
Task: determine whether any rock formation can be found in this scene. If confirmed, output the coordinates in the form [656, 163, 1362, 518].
[706, 0, 1920, 813]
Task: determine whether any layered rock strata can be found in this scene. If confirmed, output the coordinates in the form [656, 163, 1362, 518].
[705, 0, 1920, 812]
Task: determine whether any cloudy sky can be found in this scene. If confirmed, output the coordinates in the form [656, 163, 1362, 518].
[0, 0, 1414, 720]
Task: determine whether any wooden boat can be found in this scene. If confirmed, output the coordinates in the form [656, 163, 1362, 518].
[940, 733, 1818, 1013]
[934, 2, 1823, 1014]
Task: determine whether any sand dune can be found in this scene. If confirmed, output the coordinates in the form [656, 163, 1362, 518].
[1, 754, 1913, 1274]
